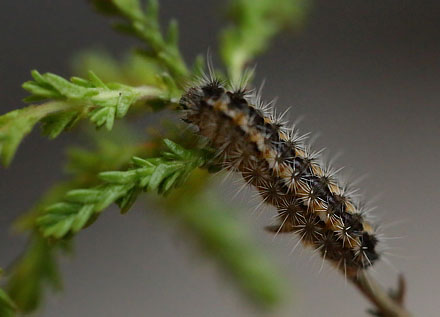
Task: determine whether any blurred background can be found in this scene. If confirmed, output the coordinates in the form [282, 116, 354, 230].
[1, 0, 439, 316]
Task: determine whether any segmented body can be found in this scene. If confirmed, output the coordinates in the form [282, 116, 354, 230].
[180, 80, 379, 275]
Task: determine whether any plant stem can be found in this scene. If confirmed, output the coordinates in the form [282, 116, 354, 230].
[14, 101, 74, 122]
[350, 271, 411, 317]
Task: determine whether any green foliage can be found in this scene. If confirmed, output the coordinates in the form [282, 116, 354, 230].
[64, 133, 146, 178]
[23, 70, 162, 131]
[1, 1, 189, 168]
[2, 0, 311, 314]
[90, 0, 189, 81]
[7, 127, 154, 313]
[72, 50, 164, 87]
[0, 269, 16, 317]
[0, 70, 163, 167]
[0, 102, 59, 167]
[0, 288, 16, 317]
[221, 0, 308, 82]
[13, 127, 148, 233]
[6, 235, 63, 314]
[164, 189, 287, 308]
[37, 140, 211, 239]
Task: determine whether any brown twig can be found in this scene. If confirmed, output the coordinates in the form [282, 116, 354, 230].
[350, 271, 411, 317]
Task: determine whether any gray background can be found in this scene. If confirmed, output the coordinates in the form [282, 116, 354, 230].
[1, 0, 439, 316]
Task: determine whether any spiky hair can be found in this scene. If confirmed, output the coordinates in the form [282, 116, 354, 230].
[180, 77, 380, 276]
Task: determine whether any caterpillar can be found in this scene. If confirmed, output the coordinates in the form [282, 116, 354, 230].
[179, 75, 379, 277]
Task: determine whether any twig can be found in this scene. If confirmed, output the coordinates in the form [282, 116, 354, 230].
[350, 271, 411, 317]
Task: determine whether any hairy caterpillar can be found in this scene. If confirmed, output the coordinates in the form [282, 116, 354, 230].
[179, 75, 379, 277]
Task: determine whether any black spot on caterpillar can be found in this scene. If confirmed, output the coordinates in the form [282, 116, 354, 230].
[180, 77, 379, 276]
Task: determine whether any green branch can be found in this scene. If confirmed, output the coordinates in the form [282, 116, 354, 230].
[0, 101, 71, 166]
[162, 186, 287, 309]
[90, 0, 189, 81]
[72, 50, 166, 87]
[1, 0, 314, 314]
[0, 289, 16, 317]
[37, 140, 211, 239]
[6, 235, 64, 314]
[0, 269, 16, 317]
[6, 128, 155, 313]
[7, 127, 287, 312]
[220, 0, 308, 82]
[0, 70, 166, 167]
